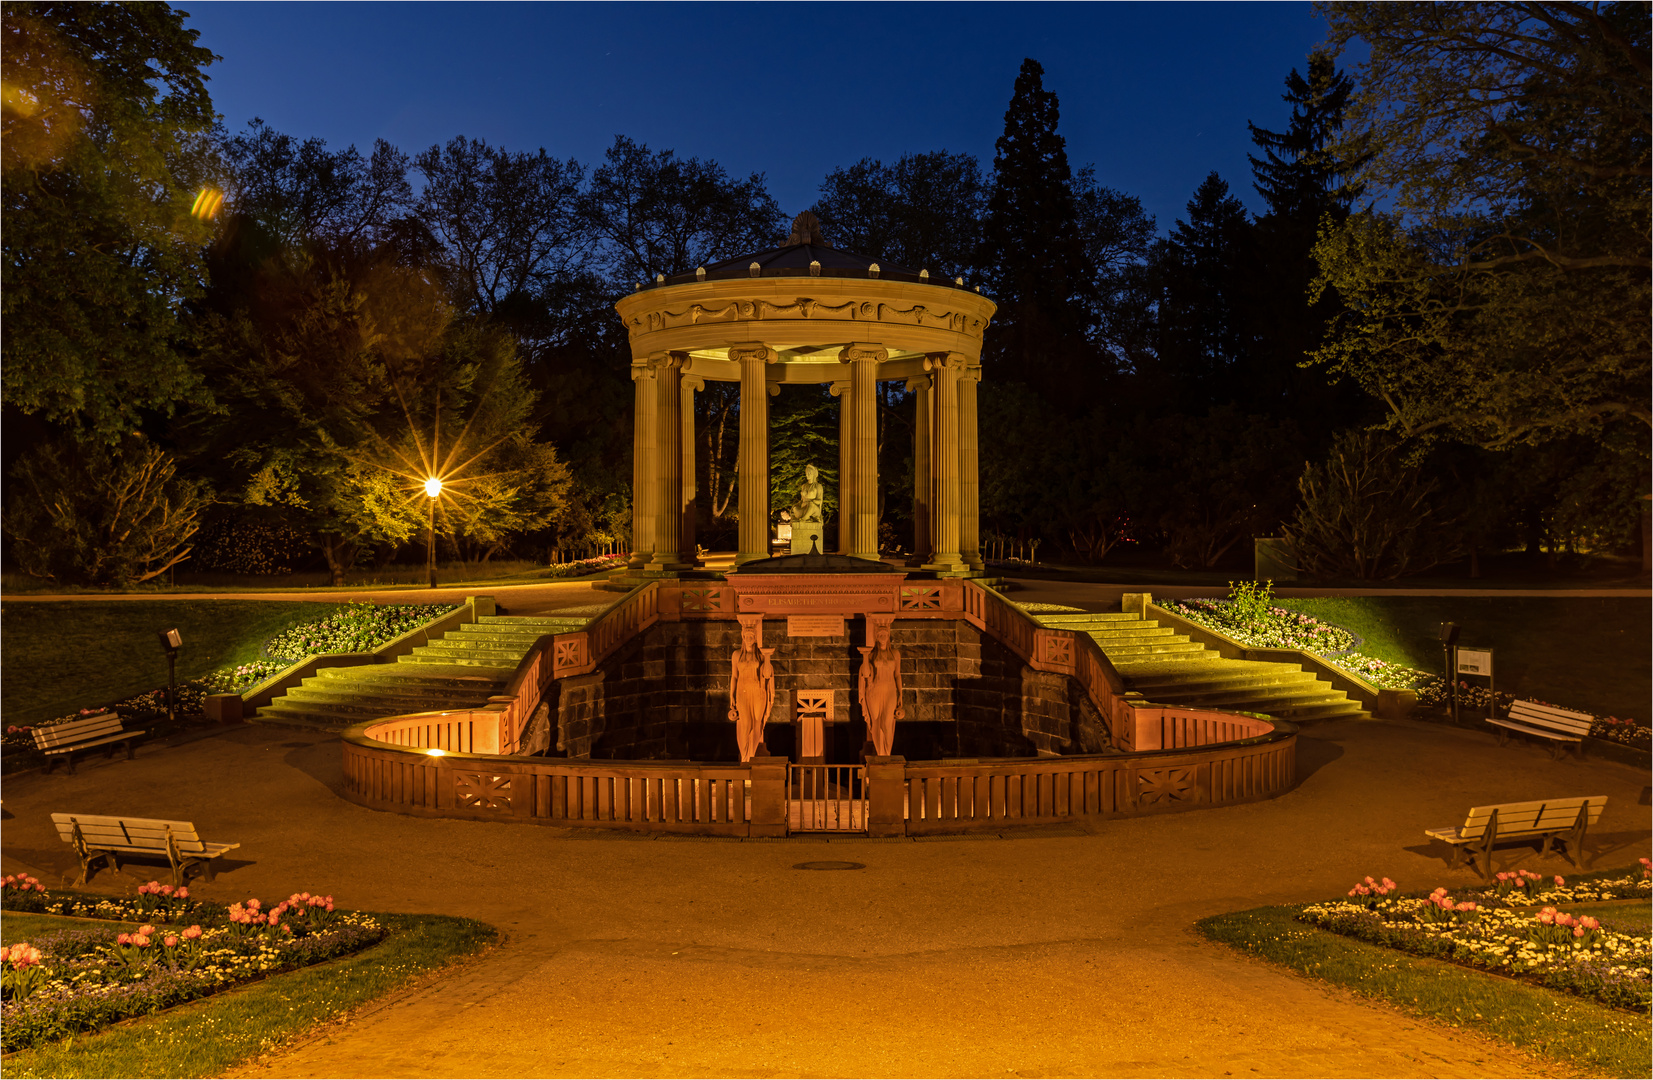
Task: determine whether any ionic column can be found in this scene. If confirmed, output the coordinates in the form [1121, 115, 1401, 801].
[959, 364, 983, 571]
[732, 344, 776, 564]
[924, 353, 966, 573]
[680, 374, 704, 565]
[629, 359, 658, 567]
[647, 353, 689, 572]
[831, 378, 852, 555]
[839, 343, 886, 562]
[906, 375, 932, 565]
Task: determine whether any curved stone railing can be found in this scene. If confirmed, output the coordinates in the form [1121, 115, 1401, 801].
[344, 715, 762, 834]
[903, 716, 1295, 834]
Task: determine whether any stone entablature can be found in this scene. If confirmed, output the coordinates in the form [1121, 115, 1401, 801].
[613, 276, 997, 364]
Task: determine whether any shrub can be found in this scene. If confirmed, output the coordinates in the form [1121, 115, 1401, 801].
[1282, 430, 1461, 580]
[2, 435, 207, 587]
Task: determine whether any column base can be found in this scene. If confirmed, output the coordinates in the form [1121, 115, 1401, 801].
[922, 555, 969, 575]
[643, 557, 695, 572]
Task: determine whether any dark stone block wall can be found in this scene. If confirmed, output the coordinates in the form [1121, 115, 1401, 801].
[550, 618, 1107, 762]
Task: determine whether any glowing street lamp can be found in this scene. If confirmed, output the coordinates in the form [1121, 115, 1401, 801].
[424, 477, 443, 588]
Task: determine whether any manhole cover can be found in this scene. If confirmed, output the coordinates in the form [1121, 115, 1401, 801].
[792, 860, 865, 871]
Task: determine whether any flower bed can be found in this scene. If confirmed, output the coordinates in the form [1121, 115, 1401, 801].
[1164, 586, 1649, 750]
[261, 603, 458, 663]
[546, 554, 627, 578]
[1300, 864, 1653, 1013]
[1, 875, 384, 1052]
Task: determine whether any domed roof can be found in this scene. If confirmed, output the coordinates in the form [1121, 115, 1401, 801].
[646, 211, 965, 290]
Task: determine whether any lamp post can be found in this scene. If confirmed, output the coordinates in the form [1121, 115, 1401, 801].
[424, 477, 442, 588]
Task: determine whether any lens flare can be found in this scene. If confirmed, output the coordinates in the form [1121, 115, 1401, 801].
[191, 187, 223, 220]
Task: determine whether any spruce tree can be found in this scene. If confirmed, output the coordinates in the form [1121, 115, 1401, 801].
[1247, 52, 1361, 223]
[1237, 53, 1370, 433]
[976, 59, 1100, 409]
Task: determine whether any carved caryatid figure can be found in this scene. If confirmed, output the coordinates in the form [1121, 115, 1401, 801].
[857, 616, 904, 757]
[729, 616, 776, 762]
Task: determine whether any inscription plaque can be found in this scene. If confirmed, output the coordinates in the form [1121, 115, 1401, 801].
[787, 615, 846, 637]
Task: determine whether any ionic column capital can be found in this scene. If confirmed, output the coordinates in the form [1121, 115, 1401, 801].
[728, 343, 777, 365]
[829, 379, 851, 398]
[904, 374, 932, 394]
[648, 350, 687, 373]
[631, 358, 656, 381]
[838, 342, 888, 366]
[682, 374, 705, 393]
[923, 351, 968, 375]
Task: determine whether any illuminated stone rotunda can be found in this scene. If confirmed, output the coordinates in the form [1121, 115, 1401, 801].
[610, 211, 996, 579]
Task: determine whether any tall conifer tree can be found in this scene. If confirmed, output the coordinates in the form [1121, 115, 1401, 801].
[976, 59, 1100, 409]
[1240, 53, 1368, 431]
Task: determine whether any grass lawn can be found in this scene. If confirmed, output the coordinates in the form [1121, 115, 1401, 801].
[1199, 903, 1650, 1079]
[1, 912, 496, 1079]
[3, 912, 139, 942]
[0, 600, 350, 726]
[1274, 595, 1651, 720]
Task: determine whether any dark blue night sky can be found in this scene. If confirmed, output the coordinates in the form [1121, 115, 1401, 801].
[184, 2, 1339, 234]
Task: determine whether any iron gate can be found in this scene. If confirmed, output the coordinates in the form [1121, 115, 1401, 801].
[788, 763, 867, 832]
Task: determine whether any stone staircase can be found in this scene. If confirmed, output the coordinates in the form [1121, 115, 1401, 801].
[1035, 611, 1369, 723]
[256, 615, 587, 730]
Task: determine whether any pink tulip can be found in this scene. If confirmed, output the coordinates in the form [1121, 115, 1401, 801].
[247, 898, 261, 911]
[1580, 916, 1599, 930]
[117, 933, 131, 945]
[131, 934, 150, 947]
[163, 935, 179, 948]
[138, 925, 155, 936]
[1572, 926, 1585, 938]
[1554, 875, 1565, 886]
[182, 925, 202, 940]
[176, 888, 189, 899]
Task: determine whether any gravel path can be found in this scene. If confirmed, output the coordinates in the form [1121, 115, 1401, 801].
[3, 712, 1645, 1077]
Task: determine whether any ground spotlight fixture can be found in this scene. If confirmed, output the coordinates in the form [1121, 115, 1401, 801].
[157, 629, 181, 723]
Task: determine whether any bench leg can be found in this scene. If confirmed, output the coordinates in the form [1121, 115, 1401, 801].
[124, 738, 137, 761]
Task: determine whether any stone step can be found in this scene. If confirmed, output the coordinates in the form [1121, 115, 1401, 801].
[271, 691, 495, 720]
[287, 688, 492, 711]
[314, 666, 505, 692]
[409, 641, 528, 660]
[477, 615, 589, 630]
[397, 650, 520, 670]
[1139, 681, 1351, 712]
[257, 698, 462, 726]
[1120, 666, 1324, 694]
[1084, 628, 1187, 645]
[424, 632, 545, 651]
[1092, 640, 1209, 658]
[1035, 612, 1144, 626]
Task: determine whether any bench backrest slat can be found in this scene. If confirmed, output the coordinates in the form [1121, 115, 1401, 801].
[1508, 701, 1593, 733]
[1456, 797, 1606, 839]
[32, 714, 124, 748]
[50, 814, 207, 853]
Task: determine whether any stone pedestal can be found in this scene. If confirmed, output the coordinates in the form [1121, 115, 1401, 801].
[748, 755, 788, 837]
[865, 754, 907, 837]
[789, 523, 824, 555]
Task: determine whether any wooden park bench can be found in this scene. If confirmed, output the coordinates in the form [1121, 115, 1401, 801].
[51, 813, 240, 887]
[1425, 796, 1607, 879]
[1487, 700, 1593, 759]
[32, 712, 146, 775]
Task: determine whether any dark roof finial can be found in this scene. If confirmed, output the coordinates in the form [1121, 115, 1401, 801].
[786, 210, 826, 247]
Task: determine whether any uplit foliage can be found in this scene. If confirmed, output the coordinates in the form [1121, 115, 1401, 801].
[1, 2, 219, 443]
[3, 435, 206, 586]
[1283, 429, 1461, 580]
[1313, 3, 1650, 453]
